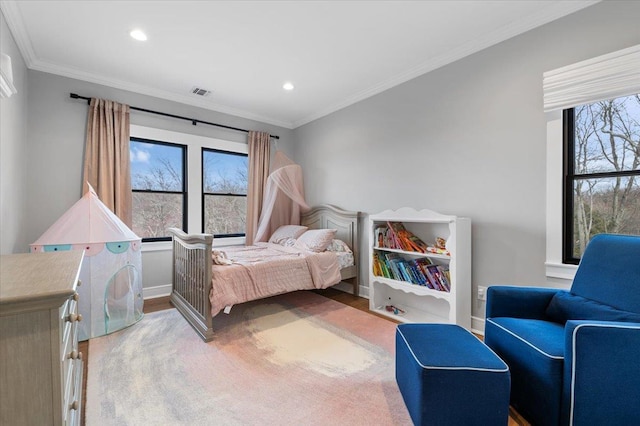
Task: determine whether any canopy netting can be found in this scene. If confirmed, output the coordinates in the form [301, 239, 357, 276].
[254, 151, 310, 242]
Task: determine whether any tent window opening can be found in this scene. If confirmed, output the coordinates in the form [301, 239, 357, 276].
[130, 137, 187, 242]
[202, 148, 248, 237]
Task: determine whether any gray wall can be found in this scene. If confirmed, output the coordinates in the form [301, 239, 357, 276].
[292, 1, 640, 320]
[25, 71, 295, 247]
[3, 1, 639, 318]
[0, 10, 29, 254]
[17, 70, 293, 292]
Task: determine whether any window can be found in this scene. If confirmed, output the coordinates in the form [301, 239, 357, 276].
[545, 45, 640, 280]
[563, 94, 640, 262]
[202, 149, 248, 237]
[130, 138, 187, 241]
[130, 125, 248, 246]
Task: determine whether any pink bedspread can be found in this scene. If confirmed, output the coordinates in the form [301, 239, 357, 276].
[210, 242, 341, 316]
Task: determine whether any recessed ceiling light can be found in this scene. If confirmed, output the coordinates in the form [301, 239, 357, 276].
[283, 82, 294, 91]
[130, 29, 147, 41]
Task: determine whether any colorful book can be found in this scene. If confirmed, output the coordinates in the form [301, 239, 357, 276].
[425, 264, 444, 291]
[374, 225, 388, 248]
[436, 265, 451, 291]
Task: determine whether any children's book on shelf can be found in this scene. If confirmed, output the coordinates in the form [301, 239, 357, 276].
[384, 252, 404, 281]
[374, 225, 388, 248]
[424, 264, 451, 292]
[373, 249, 447, 288]
[376, 221, 429, 253]
[372, 252, 383, 277]
[373, 221, 452, 291]
[373, 252, 392, 278]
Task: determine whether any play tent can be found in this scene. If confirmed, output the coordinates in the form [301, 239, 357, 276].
[254, 151, 310, 242]
[31, 186, 143, 340]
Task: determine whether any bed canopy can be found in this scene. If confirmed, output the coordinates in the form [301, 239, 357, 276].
[254, 151, 310, 242]
[30, 185, 143, 340]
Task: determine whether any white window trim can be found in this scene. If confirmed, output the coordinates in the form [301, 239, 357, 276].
[545, 110, 578, 283]
[131, 125, 248, 249]
[544, 45, 640, 284]
[543, 44, 640, 112]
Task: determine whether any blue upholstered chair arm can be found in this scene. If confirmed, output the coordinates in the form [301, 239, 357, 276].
[486, 285, 559, 319]
[563, 320, 640, 424]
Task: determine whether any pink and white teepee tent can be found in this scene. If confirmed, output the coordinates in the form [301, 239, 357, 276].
[30, 185, 143, 340]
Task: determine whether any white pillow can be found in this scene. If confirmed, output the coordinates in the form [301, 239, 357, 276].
[326, 239, 352, 253]
[294, 229, 337, 252]
[268, 225, 308, 245]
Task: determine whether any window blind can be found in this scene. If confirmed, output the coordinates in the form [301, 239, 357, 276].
[543, 44, 640, 112]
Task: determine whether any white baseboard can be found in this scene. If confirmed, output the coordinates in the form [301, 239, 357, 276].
[358, 284, 369, 299]
[146, 282, 478, 334]
[143, 284, 172, 300]
[471, 315, 486, 336]
[333, 281, 370, 299]
[144, 282, 370, 301]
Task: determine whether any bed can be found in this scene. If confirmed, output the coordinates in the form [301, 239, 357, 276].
[169, 204, 361, 341]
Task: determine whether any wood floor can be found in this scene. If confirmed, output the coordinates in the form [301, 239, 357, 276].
[80, 288, 529, 426]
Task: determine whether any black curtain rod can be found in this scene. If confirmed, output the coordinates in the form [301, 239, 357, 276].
[69, 93, 279, 140]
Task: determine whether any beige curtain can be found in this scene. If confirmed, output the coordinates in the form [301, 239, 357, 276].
[245, 131, 271, 245]
[82, 98, 132, 226]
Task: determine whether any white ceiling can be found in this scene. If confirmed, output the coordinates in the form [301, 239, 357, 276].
[1, 1, 597, 129]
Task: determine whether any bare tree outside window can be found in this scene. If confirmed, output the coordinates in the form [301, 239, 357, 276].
[202, 149, 248, 236]
[568, 94, 640, 259]
[130, 139, 186, 240]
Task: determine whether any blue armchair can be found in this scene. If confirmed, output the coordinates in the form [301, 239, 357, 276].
[484, 234, 640, 426]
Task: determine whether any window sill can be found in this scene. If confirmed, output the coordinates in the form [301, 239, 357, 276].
[215, 236, 246, 247]
[141, 241, 172, 252]
[140, 236, 246, 253]
[545, 262, 578, 281]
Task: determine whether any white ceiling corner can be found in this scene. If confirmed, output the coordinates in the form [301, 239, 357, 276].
[2, 1, 599, 129]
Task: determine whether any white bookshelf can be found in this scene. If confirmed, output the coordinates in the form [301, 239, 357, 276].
[368, 207, 471, 329]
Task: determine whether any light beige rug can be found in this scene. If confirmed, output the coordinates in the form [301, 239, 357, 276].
[86, 291, 411, 425]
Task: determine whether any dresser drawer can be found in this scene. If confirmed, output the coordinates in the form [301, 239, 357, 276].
[64, 359, 83, 426]
[59, 296, 79, 343]
[62, 356, 74, 419]
[0, 251, 84, 426]
[61, 321, 74, 383]
[60, 292, 81, 425]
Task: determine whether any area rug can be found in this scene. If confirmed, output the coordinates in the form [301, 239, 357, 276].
[86, 291, 411, 425]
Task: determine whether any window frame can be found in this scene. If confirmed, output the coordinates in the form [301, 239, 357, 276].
[130, 137, 188, 243]
[562, 103, 640, 264]
[130, 125, 249, 249]
[201, 148, 249, 238]
[545, 45, 640, 284]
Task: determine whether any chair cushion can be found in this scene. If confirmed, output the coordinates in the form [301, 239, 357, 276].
[396, 324, 510, 426]
[484, 318, 565, 425]
[487, 317, 565, 359]
[546, 291, 640, 324]
[397, 323, 508, 370]
[571, 234, 640, 313]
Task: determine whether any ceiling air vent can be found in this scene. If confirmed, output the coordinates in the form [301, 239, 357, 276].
[191, 87, 211, 97]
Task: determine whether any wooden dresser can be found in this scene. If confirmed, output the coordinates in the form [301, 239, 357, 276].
[0, 251, 84, 426]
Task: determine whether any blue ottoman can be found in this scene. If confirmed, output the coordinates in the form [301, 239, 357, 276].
[396, 323, 510, 426]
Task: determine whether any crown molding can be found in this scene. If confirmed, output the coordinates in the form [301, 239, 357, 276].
[3, 0, 599, 130]
[0, 1, 37, 67]
[292, 0, 600, 128]
[0, 1, 294, 129]
[31, 58, 295, 128]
